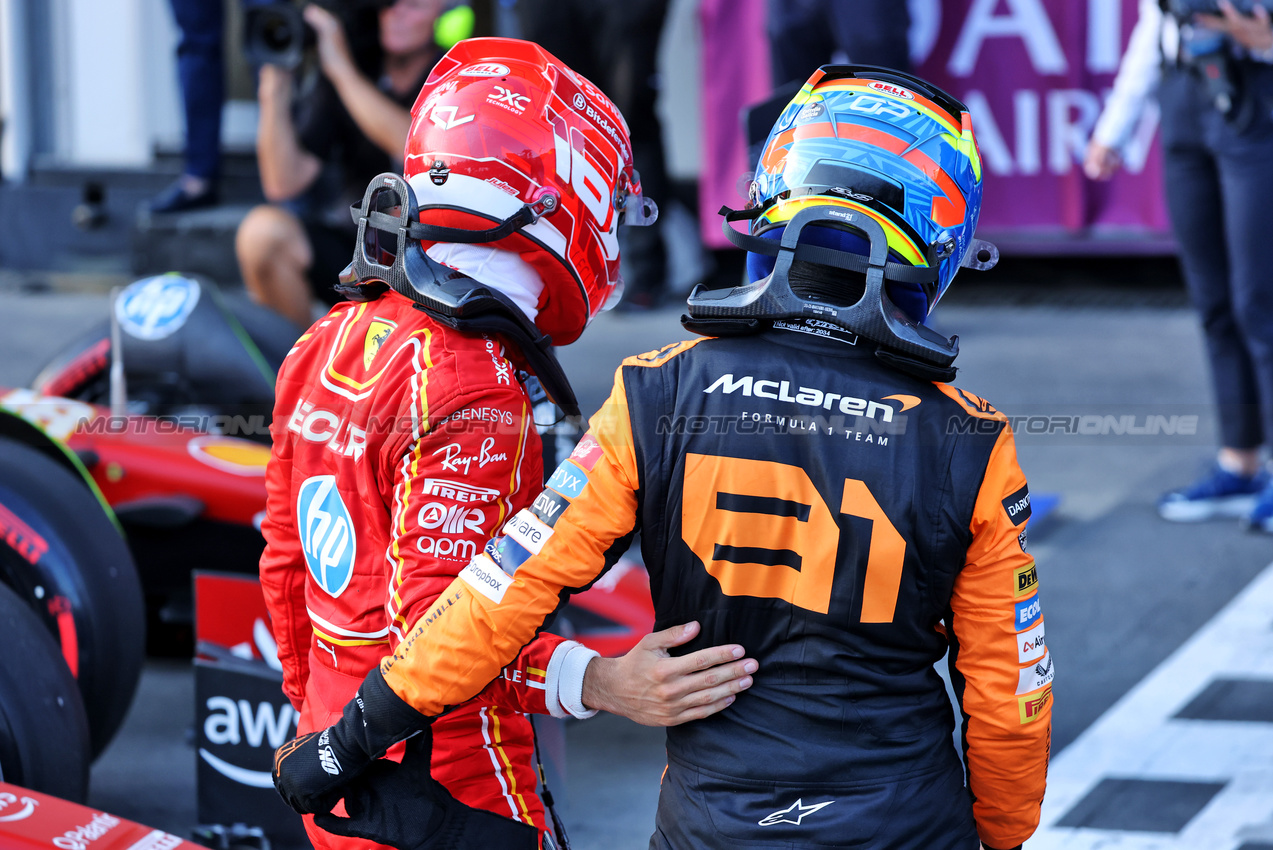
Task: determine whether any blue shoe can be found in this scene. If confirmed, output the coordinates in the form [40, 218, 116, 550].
[1244, 480, 1273, 532]
[1158, 464, 1268, 522]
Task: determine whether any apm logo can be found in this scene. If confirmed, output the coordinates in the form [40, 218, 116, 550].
[298, 475, 356, 598]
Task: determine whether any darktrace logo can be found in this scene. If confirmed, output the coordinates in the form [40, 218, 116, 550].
[1002, 485, 1031, 526]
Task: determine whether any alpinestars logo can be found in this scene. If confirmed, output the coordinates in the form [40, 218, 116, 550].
[758, 798, 835, 826]
[318, 729, 342, 776]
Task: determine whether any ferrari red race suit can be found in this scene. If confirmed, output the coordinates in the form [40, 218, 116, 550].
[259, 290, 595, 850]
[368, 323, 1053, 850]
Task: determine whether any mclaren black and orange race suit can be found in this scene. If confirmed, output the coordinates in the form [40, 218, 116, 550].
[375, 321, 1053, 850]
[260, 291, 598, 850]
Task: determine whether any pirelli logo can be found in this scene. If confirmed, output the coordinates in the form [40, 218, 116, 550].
[1014, 562, 1038, 598]
[1018, 685, 1052, 724]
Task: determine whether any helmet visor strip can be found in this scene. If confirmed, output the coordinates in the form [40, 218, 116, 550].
[613, 168, 659, 227]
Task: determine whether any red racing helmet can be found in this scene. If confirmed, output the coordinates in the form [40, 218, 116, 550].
[400, 37, 656, 345]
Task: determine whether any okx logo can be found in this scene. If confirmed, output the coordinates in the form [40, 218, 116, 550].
[298, 475, 356, 598]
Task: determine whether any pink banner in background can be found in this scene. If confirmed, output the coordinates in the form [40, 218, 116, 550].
[697, 0, 1169, 250]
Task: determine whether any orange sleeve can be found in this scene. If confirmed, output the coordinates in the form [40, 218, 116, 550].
[380, 369, 641, 716]
[949, 423, 1051, 849]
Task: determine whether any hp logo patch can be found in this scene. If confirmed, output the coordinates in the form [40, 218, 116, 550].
[297, 475, 356, 598]
[115, 274, 202, 341]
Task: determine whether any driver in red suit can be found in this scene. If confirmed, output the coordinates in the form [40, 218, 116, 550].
[260, 38, 757, 850]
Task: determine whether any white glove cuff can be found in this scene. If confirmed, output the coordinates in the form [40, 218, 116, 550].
[545, 640, 599, 719]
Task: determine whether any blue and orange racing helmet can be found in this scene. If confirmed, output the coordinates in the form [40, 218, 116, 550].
[687, 65, 998, 371]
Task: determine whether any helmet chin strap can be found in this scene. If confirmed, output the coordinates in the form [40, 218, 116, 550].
[687, 205, 961, 369]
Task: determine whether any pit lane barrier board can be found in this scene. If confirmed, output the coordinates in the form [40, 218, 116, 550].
[194, 571, 308, 850]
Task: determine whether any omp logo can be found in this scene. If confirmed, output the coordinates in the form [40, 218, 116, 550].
[488, 85, 530, 113]
[1018, 685, 1052, 724]
[867, 81, 914, 100]
[422, 479, 500, 503]
[318, 729, 342, 775]
[51, 813, 120, 850]
[0, 792, 36, 822]
[298, 476, 356, 598]
[1014, 563, 1038, 598]
[460, 63, 509, 77]
[418, 502, 486, 535]
[115, 274, 201, 341]
[429, 103, 475, 130]
[703, 374, 920, 421]
[1002, 485, 1031, 526]
[1015, 593, 1042, 631]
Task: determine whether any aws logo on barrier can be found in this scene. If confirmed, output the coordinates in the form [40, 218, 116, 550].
[200, 698, 299, 788]
[298, 475, 356, 598]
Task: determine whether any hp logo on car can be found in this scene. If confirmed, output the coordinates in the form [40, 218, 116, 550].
[297, 475, 356, 598]
[115, 273, 202, 341]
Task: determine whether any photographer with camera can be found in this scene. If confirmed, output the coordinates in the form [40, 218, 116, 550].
[236, 0, 445, 329]
[1087, 0, 1273, 530]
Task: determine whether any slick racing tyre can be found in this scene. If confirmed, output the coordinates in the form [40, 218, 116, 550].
[0, 436, 145, 759]
[0, 580, 91, 801]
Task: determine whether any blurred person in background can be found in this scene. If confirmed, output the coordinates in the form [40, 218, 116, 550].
[276, 65, 1052, 850]
[767, 0, 911, 86]
[512, 0, 673, 310]
[235, 0, 443, 329]
[1086, 0, 1273, 530]
[151, 0, 226, 213]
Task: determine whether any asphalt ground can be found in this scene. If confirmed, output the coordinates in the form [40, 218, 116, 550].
[2, 270, 1272, 848]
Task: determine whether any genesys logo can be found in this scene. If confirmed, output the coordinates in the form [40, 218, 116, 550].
[1015, 651, 1054, 695]
[50, 813, 121, 850]
[1018, 684, 1052, 724]
[1002, 485, 1031, 526]
[418, 501, 486, 535]
[0, 791, 37, 822]
[1018, 620, 1046, 663]
[298, 475, 356, 598]
[422, 478, 500, 504]
[703, 373, 920, 421]
[1015, 593, 1042, 631]
[1014, 562, 1038, 598]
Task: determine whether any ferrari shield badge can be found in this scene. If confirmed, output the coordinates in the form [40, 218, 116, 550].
[297, 475, 356, 598]
[364, 318, 397, 370]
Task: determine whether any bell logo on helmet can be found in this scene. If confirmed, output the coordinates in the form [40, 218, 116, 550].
[867, 81, 914, 100]
[459, 63, 509, 77]
[297, 476, 356, 598]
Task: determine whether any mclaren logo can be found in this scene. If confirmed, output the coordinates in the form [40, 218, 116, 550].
[704, 374, 920, 421]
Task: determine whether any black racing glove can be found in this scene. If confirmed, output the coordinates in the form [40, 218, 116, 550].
[314, 732, 540, 850]
[272, 666, 430, 815]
